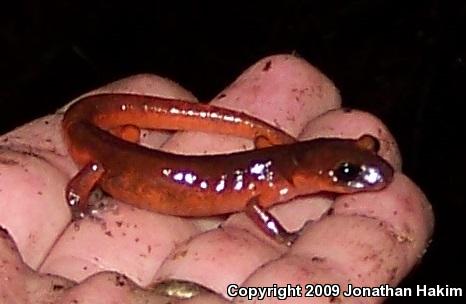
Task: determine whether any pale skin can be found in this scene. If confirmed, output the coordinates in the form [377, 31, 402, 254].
[0, 55, 434, 303]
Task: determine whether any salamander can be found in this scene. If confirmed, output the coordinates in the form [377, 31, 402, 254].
[62, 93, 394, 245]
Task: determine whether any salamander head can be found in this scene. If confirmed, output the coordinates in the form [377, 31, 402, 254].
[291, 135, 394, 194]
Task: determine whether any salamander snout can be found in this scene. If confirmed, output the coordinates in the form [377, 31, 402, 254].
[325, 135, 394, 192]
[291, 134, 394, 194]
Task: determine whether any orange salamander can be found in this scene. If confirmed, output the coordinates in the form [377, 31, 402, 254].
[63, 93, 394, 245]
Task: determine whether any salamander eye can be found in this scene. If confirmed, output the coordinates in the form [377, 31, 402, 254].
[334, 162, 362, 182]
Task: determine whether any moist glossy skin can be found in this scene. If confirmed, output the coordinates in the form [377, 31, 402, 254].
[62, 93, 394, 217]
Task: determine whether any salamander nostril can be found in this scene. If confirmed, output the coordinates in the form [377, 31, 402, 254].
[334, 162, 362, 182]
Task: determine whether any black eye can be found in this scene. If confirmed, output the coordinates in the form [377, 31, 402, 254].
[334, 162, 362, 182]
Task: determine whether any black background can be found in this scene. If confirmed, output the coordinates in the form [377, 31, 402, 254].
[1, 1, 465, 302]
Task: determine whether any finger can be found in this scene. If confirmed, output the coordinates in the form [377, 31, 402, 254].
[0, 220, 211, 304]
[0, 229, 75, 303]
[40, 202, 198, 286]
[276, 174, 434, 303]
[54, 272, 178, 304]
[162, 54, 341, 153]
[300, 108, 402, 170]
[154, 228, 282, 300]
[332, 173, 434, 271]
[0, 147, 70, 269]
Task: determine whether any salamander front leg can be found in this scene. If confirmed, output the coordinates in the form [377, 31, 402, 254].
[66, 162, 105, 220]
[245, 197, 298, 247]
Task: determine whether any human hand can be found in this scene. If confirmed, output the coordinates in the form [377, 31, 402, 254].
[0, 54, 434, 303]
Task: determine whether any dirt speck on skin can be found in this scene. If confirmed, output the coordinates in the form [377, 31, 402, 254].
[362, 253, 378, 261]
[285, 114, 296, 123]
[217, 93, 227, 99]
[73, 222, 81, 231]
[52, 284, 65, 291]
[262, 60, 272, 71]
[115, 274, 127, 287]
[311, 256, 326, 263]
[329, 295, 343, 303]
[171, 249, 188, 260]
[388, 266, 398, 282]
[327, 208, 335, 216]
[272, 118, 283, 130]
[315, 84, 324, 99]
[0, 157, 19, 166]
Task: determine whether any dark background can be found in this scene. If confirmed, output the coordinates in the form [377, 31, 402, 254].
[1, 1, 465, 302]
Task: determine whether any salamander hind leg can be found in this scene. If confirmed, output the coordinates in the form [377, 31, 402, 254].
[110, 125, 141, 143]
[245, 196, 298, 247]
[253, 135, 275, 149]
[66, 162, 105, 220]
